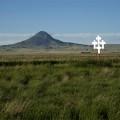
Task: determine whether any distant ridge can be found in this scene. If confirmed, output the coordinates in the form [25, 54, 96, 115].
[0, 31, 120, 53]
[10, 31, 79, 49]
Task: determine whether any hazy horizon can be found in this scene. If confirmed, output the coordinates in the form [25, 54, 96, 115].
[0, 32, 120, 46]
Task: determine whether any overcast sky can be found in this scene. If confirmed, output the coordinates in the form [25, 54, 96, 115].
[0, 0, 120, 45]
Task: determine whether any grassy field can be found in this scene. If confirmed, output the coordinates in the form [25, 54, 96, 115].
[0, 53, 120, 120]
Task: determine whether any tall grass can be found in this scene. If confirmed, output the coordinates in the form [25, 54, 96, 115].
[0, 56, 120, 120]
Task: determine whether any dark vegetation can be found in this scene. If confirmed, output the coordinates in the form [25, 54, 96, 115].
[0, 53, 120, 120]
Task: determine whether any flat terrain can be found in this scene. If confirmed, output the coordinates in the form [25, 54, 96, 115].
[0, 53, 120, 120]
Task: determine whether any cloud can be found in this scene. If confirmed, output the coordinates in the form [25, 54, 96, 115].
[52, 33, 120, 38]
[0, 33, 120, 38]
[100, 33, 120, 36]
[0, 40, 19, 45]
[52, 33, 95, 38]
[52, 33, 120, 44]
[0, 33, 34, 45]
[0, 33, 34, 37]
[0, 33, 120, 45]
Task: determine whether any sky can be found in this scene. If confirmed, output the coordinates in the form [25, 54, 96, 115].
[0, 0, 120, 45]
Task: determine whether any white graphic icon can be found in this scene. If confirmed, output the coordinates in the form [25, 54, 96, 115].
[92, 35, 106, 54]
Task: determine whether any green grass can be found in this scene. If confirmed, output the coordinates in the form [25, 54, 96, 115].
[0, 54, 120, 120]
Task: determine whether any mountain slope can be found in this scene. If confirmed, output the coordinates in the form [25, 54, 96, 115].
[12, 31, 78, 49]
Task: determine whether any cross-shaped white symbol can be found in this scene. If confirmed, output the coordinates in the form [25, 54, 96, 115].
[100, 40, 106, 49]
[92, 35, 106, 54]
[92, 40, 97, 49]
